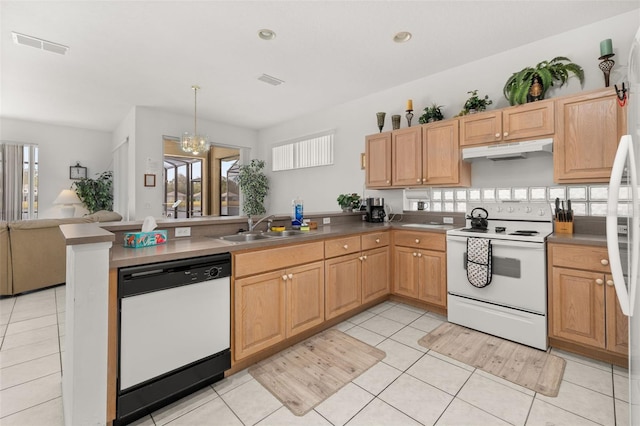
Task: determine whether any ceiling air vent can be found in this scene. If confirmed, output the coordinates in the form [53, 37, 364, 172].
[258, 74, 285, 86]
[12, 32, 69, 55]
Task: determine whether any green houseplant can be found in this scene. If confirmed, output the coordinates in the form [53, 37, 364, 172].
[463, 90, 493, 114]
[419, 103, 445, 124]
[237, 159, 269, 216]
[503, 56, 584, 105]
[337, 193, 361, 212]
[72, 171, 113, 214]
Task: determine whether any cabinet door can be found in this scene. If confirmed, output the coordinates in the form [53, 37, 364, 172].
[362, 246, 390, 303]
[325, 253, 362, 320]
[550, 267, 605, 348]
[392, 127, 423, 186]
[234, 270, 286, 360]
[554, 90, 626, 182]
[286, 261, 325, 338]
[502, 100, 554, 141]
[606, 275, 629, 355]
[393, 246, 419, 298]
[417, 250, 447, 308]
[422, 120, 469, 186]
[365, 132, 392, 188]
[459, 111, 502, 146]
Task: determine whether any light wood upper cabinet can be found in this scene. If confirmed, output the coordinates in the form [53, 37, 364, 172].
[422, 120, 470, 186]
[365, 132, 392, 188]
[554, 88, 626, 183]
[460, 100, 554, 146]
[392, 127, 423, 187]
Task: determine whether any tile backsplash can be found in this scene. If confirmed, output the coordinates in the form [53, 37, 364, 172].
[403, 185, 630, 217]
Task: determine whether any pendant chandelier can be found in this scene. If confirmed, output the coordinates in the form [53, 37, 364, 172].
[181, 85, 209, 155]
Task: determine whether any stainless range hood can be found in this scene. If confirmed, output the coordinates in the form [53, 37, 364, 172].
[462, 138, 553, 161]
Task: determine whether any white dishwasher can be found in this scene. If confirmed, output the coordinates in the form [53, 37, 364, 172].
[116, 253, 231, 425]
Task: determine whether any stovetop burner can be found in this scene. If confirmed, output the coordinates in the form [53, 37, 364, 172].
[509, 230, 539, 236]
[460, 228, 488, 233]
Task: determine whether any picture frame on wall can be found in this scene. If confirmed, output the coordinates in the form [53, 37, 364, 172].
[144, 174, 156, 187]
[69, 163, 87, 180]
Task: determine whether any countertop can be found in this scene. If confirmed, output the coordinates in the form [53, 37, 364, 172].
[547, 233, 607, 247]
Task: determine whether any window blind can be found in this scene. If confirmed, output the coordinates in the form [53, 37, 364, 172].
[272, 131, 334, 171]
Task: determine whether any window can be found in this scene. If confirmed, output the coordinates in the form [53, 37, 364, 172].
[220, 156, 239, 216]
[164, 156, 203, 218]
[272, 131, 334, 171]
[0, 143, 38, 221]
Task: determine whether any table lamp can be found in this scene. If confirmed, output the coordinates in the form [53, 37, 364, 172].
[54, 189, 81, 218]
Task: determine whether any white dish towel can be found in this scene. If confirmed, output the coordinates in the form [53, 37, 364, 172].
[466, 237, 492, 288]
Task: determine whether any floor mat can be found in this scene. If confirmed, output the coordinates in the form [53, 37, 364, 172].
[249, 328, 385, 416]
[419, 322, 565, 397]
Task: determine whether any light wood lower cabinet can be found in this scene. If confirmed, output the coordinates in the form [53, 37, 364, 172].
[548, 243, 628, 360]
[393, 231, 447, 309]
[325, 252, 362, 320]
[361, 246, 390, 303]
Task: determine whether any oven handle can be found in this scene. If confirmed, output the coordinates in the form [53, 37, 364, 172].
[446, 235, 545, 249]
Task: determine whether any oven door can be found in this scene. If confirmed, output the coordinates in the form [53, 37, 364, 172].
[446, 235, 547, 314]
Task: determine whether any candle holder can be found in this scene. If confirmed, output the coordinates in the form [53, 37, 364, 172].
[598, 53, 615, 87]
[405, 110, 414, 127]
[376, 112, 386, 133]
[391, 114, 401, 130]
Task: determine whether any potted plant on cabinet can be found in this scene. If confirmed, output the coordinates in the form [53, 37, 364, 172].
[503, 56, 584, 105]
[419, 103, 445, 124]
[462, 90, 493, 114]
[237, 159, 269, 217]
[337, 193, 361, 212]
[72, 171, 113, 213]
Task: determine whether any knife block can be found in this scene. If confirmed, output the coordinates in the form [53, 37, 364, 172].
[554, 220, 574, 234]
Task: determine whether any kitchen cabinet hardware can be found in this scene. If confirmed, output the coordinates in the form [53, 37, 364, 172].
[601, 259, 609, 265]
[607, 279, 615, 286]
[596, 278, 604, 285]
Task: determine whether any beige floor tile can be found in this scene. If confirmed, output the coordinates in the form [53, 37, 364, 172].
[0, 396, 64, 425]
[394, 303, 427, 315]
[220, 379, 281, 425]
[0, 337, 59, 368]
[389, 326, 429, 353]
[151, 386, 218, 425]
[331, 320, 355, 333]
[5, 314, 57, 336]
[346, 398, 421, 426]
[379, 373, 452, 425]
[407, 314, 444, 333]
[563, 358, 614, 396]
[436, 398, 511, 426]
[407, 353, 472, 395]
[378, 306, 422, 325]
[346, 310, 375, 325]
[536, 380, 615, 426]
[164, 397, 242, 425]
[457, 372, 533, 426]
[344, 326, 385, 347]
[366, 301, 396, 315]
[1, 325, 58, 350]
[551, 348, 612, 373]
[352, 360, 402, 395]
[0, 353, 61, 390]
[376, 339, 423, 371]
[0, 314, 11, 327]
[213, 368, 252, 395]
[315, 382, 374, 426]
[128, 415, 155, 425]
[525, 398, 599, 426]
[359, 316, 404, 337]
[615, 399, 630, 426]
[0, 324, 6, 336]
[257, 406, 332, 425]
[10, 307, 58, 323]
[613, 364, 629, 377]
[614, 373, 629, 402]
[0, 372, 61, 418]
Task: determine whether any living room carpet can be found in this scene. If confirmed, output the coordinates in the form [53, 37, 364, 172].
[418, 322, 565, 397]
[248, 329, 386, 416]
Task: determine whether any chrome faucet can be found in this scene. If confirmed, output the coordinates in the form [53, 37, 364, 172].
[247, 214, 275, 232]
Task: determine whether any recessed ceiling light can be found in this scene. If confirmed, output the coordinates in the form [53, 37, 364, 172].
[12, 31, 69, 55]
[393, 31, 412, 43]
[258, 29, 276, 41]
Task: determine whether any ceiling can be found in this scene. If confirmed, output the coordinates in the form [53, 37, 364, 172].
[2, 1, 639, 133]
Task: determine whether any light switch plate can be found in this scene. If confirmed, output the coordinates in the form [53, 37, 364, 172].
[175, 227, 191, 237]
[323, 217, 331, 224]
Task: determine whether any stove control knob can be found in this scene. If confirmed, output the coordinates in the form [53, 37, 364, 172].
[525, 207, 532, 213]
[496, 207, 503, 212]
[538, 209, 546, 216]
[508, 207, 514, 213]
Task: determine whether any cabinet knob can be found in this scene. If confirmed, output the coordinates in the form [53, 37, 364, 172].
[601, 259, 609, 266]
[386, 180, 390, 184]
[375, 238, 380, 243]
[417, 178, 421, 183]
[359, 256, 364, 261]
[606, 279, 614, 286]
[343, 244, 348, 250]
[495, 133, 500, 138]
[413, 252, 417, 257]
[363, 255, 367, 260]
[422, 178, 426, 182]
[288, 273, 293, 279]
[503, 132, 509, 137]
[596, 278, 604, 285]
[417, 253, 422, 257]
[415, 239, 420, 244]
[282, 275, 288, 281]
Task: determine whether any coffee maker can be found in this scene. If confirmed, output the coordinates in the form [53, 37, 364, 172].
[365, 197, 386, 223]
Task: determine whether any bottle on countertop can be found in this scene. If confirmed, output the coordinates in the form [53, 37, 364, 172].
[292, 197, 303, 227]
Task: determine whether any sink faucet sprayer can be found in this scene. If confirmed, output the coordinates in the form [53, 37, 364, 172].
[247, 215, 275, 232]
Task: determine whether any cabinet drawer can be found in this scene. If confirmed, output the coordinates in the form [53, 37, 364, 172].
[325, 235, 361, 258]
[234, 241, 324, 278]
[550, 243, 611, 273]
[362, 231, 389, 250]
[393, 230, 445, 251]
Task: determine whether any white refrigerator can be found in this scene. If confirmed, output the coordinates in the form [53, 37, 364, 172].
[607, 25, 640, 425]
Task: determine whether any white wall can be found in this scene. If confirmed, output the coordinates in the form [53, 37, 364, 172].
[0, 117, 113, 218]
[258, 11, 640, 215]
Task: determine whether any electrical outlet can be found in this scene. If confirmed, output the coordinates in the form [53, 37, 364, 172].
[443, 217, 454, 224]
[618, 225, 628, 235]
[175, 227, 191, 237]
[323, 217, 331, 225]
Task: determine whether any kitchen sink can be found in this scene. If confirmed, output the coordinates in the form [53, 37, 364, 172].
[218, 233, 271, 242]
[263, 230, 306, 237]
